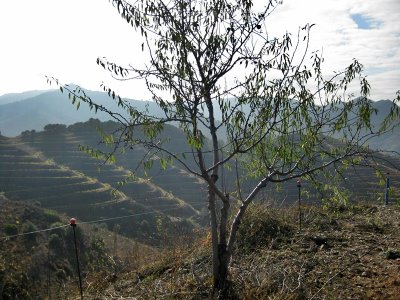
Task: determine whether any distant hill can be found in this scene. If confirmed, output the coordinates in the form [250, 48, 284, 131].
[0, 88, 398, 152]
[365, 100, 400, 153]
[0, 88, 163, 137]
[0, 90, 47, 105]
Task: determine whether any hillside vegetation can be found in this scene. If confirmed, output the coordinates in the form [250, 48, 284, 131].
[1, 119, 400, 243]
[83, 203, 400, 299]
[2, 194, 399, 299]
[0, 194, 159, 299]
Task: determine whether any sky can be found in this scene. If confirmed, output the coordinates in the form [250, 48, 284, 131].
[0, 0, 399, 101]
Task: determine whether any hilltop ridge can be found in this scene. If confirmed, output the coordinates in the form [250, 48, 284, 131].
[0, 88, 399, 153]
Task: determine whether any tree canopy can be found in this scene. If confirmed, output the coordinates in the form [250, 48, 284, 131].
[48, 0, 400, 293]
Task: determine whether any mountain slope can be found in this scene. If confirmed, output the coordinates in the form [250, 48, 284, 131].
[0, 88, 164, 137]
[0, 90, 47, 105]
[0, 131, 202, 242]
[1, 88, 398, 152]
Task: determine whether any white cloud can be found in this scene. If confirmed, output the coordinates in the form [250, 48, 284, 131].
[368, 69, 400, 100]
[0, 0, 398, 101]
[0, 0, 150, 99]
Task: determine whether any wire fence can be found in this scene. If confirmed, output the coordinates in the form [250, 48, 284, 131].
[1, 201, 206, 242]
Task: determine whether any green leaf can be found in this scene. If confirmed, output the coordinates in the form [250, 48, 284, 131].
[160, 158, 167, 170]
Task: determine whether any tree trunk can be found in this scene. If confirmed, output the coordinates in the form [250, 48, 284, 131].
[214, 179, 269, 293]
[215, 193, 231, 292]
[203, 90, 223, 291]
[208, 180, 220, 289]
[216, 244, 230, 290]
[208, 185, 232, 293]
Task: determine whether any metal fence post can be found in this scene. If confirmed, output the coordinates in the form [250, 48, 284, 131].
[70, 218, 83, 300]
[385, 173, 390, 206]
[297, 180, 302, 232]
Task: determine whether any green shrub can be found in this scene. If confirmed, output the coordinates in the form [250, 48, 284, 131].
[48, 233, 64, 253]
[86, 236, 114, 271]
[21, 221, 38, 244]
[3, 224, 18, 236]
[43, 209, 61, 223]
[21, 221, 37, 233]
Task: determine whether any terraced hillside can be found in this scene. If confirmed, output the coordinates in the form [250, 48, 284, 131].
[258, 153, 400, 206]
[0, 129, 202, 241]
[1, 119, 400, 242]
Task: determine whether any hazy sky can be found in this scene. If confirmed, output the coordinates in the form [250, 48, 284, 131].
[0, 0, 399, 101]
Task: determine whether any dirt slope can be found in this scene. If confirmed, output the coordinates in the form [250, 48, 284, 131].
[83, 204, 400, 299]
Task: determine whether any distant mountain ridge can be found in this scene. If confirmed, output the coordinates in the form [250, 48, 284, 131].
[0, 88, 163, 137]
[0, 90, 47, 105]
[0, 87, 399, 153]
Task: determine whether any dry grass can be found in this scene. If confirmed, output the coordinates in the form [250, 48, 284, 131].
[83, 203, 400, 299]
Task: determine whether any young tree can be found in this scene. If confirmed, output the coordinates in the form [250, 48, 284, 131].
[49, 0, 399, 292]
